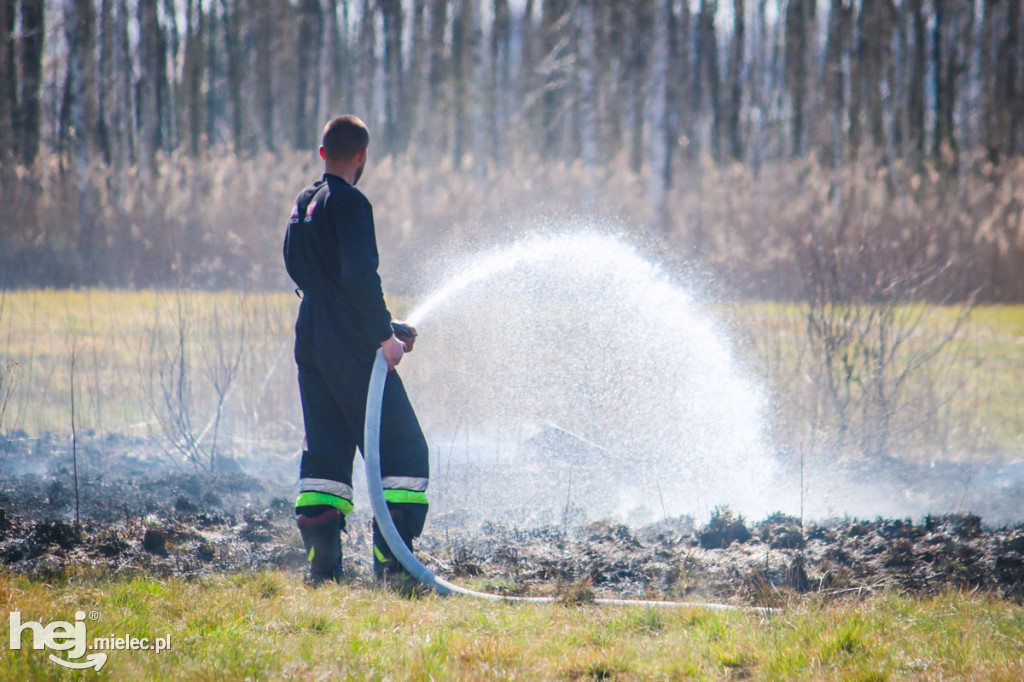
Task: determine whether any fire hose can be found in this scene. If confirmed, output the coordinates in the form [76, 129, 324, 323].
[364, 347, 769, 611]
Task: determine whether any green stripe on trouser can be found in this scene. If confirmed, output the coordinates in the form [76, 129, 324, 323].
[295, 491, 354, 515]
[382, 489, 429, 505]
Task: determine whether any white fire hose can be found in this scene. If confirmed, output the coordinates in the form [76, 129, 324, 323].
[364, 348, 769, 611]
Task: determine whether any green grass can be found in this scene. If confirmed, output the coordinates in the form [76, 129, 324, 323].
[1, 570, 1022, 680]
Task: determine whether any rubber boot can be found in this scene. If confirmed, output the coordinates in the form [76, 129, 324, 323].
[372, 510, 412, 583]
[372, 506, 427, 594]
[296, 507, 343, 586]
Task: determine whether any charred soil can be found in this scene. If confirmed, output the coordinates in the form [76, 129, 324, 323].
[1, 433, 1022, 606]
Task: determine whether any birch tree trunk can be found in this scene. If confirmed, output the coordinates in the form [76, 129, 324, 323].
[490, 0, 510, 164]
[993, 0, 1022, 160]
[357, 0, 377, 136]
[65, 0, 101, 279]
[629, 0, 653, 171]
[138, 0, 162, 170]
[933, 0, 957, 161]
[785, 0, 811, 157]
[113, 0, 133, 165]
[647, 0, 671, 234]
[725, 0, 745, 161]
[469, 0, 487, 176]
[407, 0, 427, 153]
[17, 0, 45, 164]
[0, 0, 16, 161]
[452, 0, 469, 168]
[379, 0, 404, 155]
[428, 0, 449, 156]
[908, 0, 926, 160]
[162, 0, 181, 151]
[295, 0, 321, 149]
[254, 0, 276, 151]
[578, 0, 597, 212]
[823, 0, 849, 166]
[221, 0, 245, 154]
[518, 0, 537, 158]
[182, 0, 205, 157]
[860, 0, 894, 153]
[695, 0, 721, 161]
[98, 0, 114, 162]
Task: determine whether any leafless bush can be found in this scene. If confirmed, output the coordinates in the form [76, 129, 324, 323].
[0, 290, 18, 438]
[68, 342, 81, 528]
[0, 359, 17, 439]
[793, 183, 976, 459]
[233, 295, 296, 457]
[142, 291, 247, 471]
[196, 296, 246, 471]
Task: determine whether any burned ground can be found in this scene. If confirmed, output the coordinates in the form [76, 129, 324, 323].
[1, 433, 1022, 606]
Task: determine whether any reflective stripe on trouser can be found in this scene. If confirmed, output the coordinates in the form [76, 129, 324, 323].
[381, 476, 429, 506]
[381, 476, 428, 492]
[296, 478, 355, 515]
[300, 477, 354, 499]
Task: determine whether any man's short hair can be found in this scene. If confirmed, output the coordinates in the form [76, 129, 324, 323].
[322, 115, 369, 161]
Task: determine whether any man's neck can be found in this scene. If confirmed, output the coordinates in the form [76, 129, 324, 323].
[324, 163, 356, 185]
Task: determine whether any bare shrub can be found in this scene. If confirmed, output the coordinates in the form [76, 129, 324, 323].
[0, 359, 17, 439]
[792, 175, 977, 459]
[195, 295, 247, 471]
[142, 291, 247, 471]
[68, 342, 81, 528]
[0, 290, 19, 439]
[232, 294, 297, 457]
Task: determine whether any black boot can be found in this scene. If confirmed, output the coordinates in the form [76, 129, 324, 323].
[372, 504, 428, 591]
[372, 514, 410, 583]
[296, 507, 343, 586]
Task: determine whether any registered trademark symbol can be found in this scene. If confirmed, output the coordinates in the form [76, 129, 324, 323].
[89, 611, 99, 621]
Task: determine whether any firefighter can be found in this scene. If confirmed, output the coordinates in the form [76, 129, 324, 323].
[283, 115, 429, 586]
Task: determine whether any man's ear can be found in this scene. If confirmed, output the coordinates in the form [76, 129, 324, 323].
[319, 146, 326, 161]
[357, 148, 367, 164]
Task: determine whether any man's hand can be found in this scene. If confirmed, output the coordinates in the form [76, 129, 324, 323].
[381, 334, 406, 371]
[391, 321, 418, 353]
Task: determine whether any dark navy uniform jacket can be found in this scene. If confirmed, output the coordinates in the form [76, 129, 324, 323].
[284, 173, 394, 372]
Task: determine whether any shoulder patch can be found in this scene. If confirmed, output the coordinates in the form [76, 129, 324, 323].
[304, 199, 318, 222]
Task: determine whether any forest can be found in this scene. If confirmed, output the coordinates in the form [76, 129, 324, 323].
[1, 0, 1023, 299]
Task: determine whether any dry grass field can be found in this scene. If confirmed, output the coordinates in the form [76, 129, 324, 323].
[1, 289, 1021, 463]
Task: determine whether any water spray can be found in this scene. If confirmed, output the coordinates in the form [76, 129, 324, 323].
[364, 347, 767, 612]
[399, 233, 776, 522]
